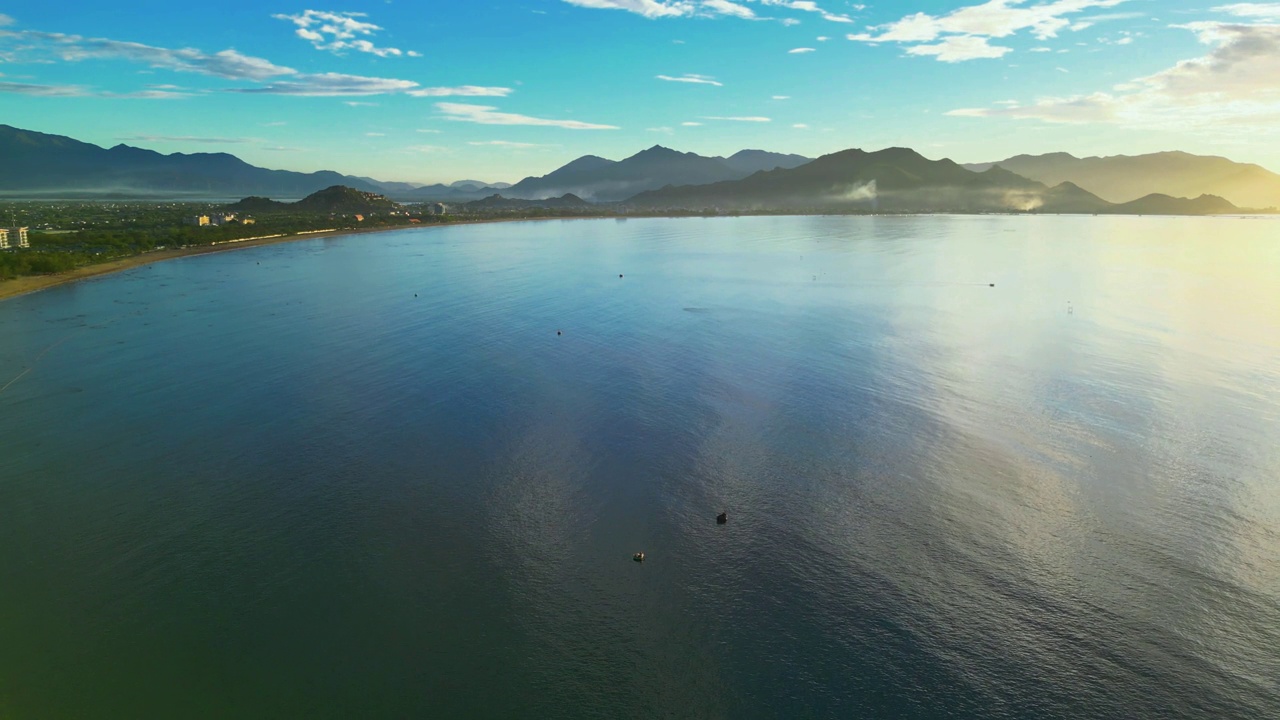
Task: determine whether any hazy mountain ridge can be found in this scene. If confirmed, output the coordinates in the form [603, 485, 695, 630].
[966, 152, 1280, 209]
[627, 147, 1242, 215]
[500, 146, 814, 202]
[0, 125, 387, 199]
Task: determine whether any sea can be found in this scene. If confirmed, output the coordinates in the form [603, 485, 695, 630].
[1, 215, 1277, 718]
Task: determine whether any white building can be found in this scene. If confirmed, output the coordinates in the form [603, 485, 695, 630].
[0, 227, 28, 249]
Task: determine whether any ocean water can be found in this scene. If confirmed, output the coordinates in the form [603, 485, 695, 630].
[1, 215, 1277, 719]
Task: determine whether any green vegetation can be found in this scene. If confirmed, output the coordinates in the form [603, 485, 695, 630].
[0, 195, 434, 281]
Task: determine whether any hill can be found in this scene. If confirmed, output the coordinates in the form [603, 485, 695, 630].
[1110, 193, 1239, 216]
[964, 151, 1280, 209]
[462, 193, 592, 211]
[227, 186, 401, 215]
[0, 124, 386, 199]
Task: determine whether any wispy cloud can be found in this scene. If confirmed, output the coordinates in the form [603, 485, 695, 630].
[118, 134, 258, 144]
[788, 47, 816, 53]
[406, 85, 513, 97]
[467, 140, 556, 148]
[273, 10, 421, 58]
[0, 80, 87, 96]
[681, 121, 704, 126]
[230, 72, 418, 96]
[848, 0, 1128, 62]
[946, 21, 1280, 133]
[3, 27, 495, 99]
[701, 115, 772, 121]
[0, 80, 189, 98]
[0, 14, 15, 27]
[656, 73, 723, 85]
[18, 31, 296, 80]
[436, 102, 619, 129]
[1215, 3, 1280, 20]
[560, 0, 854, 23]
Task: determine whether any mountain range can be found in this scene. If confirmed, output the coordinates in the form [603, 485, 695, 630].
[497, 146, 812, 202]
[0, 124, 389, 199]
[1, 123, 1273, 214]
[628, 147, 1242, 216]
[964, 152, 1280, 209]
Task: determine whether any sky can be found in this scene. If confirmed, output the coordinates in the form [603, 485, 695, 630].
[2, 0, 1280, 184]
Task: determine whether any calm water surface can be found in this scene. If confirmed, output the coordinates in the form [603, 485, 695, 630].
[1, 216, 1278, 718]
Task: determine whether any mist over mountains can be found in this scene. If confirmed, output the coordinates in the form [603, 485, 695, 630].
[2, 124, 1274, 215]
[964, 152, 1280, 209]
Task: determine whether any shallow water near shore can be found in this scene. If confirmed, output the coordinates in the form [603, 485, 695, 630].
[1, 215, 1278, 718]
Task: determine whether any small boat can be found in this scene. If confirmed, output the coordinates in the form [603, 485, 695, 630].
[633, 552, 645, 562]
[716, 512, 727, 524]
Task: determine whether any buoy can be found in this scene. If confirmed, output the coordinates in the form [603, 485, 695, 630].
[557, 330, 562, 336]
[989, 283, 995, 287]
[716, 512, 727, 525]
[619, 274, 624, 278]
[633, 552, 645, 562]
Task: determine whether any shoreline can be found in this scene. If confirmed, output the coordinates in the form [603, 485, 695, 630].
[2, 211, 1271, 303]
[0, 216, 604, 303]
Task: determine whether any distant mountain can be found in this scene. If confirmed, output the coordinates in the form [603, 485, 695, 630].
[462, 193, 591, 210]
[0, 124, 385, 199]
[965, 151, 1280, 209]
[717, 149, 812, 175]
[450, 179, 511, 190]
[627, 147, 1238, 216]
[1111, 193, 1239, 216]
[503, 146, 777, 202]
[227, 186, 401, 215]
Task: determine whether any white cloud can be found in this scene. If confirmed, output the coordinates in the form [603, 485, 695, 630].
[848, 0, 1128, 61]
[792, 122, 810, 128]
[907, 35, 1012, 61]
[436, 102, 619, 129]
[0, 80, 88, 96]
[0, 14, 15, 27]
[273, 10, 415, 58]
[21, 31, 296, 80]
[416, 128, 442, 133]
[701, 115, 772, 121]
[365, 132, 386, 136]
[118, 134, 258, 144]
[467, 140, 556, 148]
[646, 126, 675, 133]
[0, 80, 189, 98]
[946, 21, 1280, 133]
[406, 86, 513, 97]
[1214, 3, 1280, 20]
[560, 0, 855, 22]
[772, 94, 790, 99]
[344, 101, 378, 106]
[788, 46, 816, 53]
[681, 121, 704, 125]
[232, 72, 419, 96]
[656, 73, 723, 85]
[560, 0, 698, 18]
[407, 145, 447, 153]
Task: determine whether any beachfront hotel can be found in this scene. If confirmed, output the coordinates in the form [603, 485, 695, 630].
[0, 227, 29, 250]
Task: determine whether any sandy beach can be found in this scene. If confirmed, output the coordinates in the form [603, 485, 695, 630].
[0, 218, 595, 303]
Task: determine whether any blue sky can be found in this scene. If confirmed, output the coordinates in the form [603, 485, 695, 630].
[2, 0, 1279, 184]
